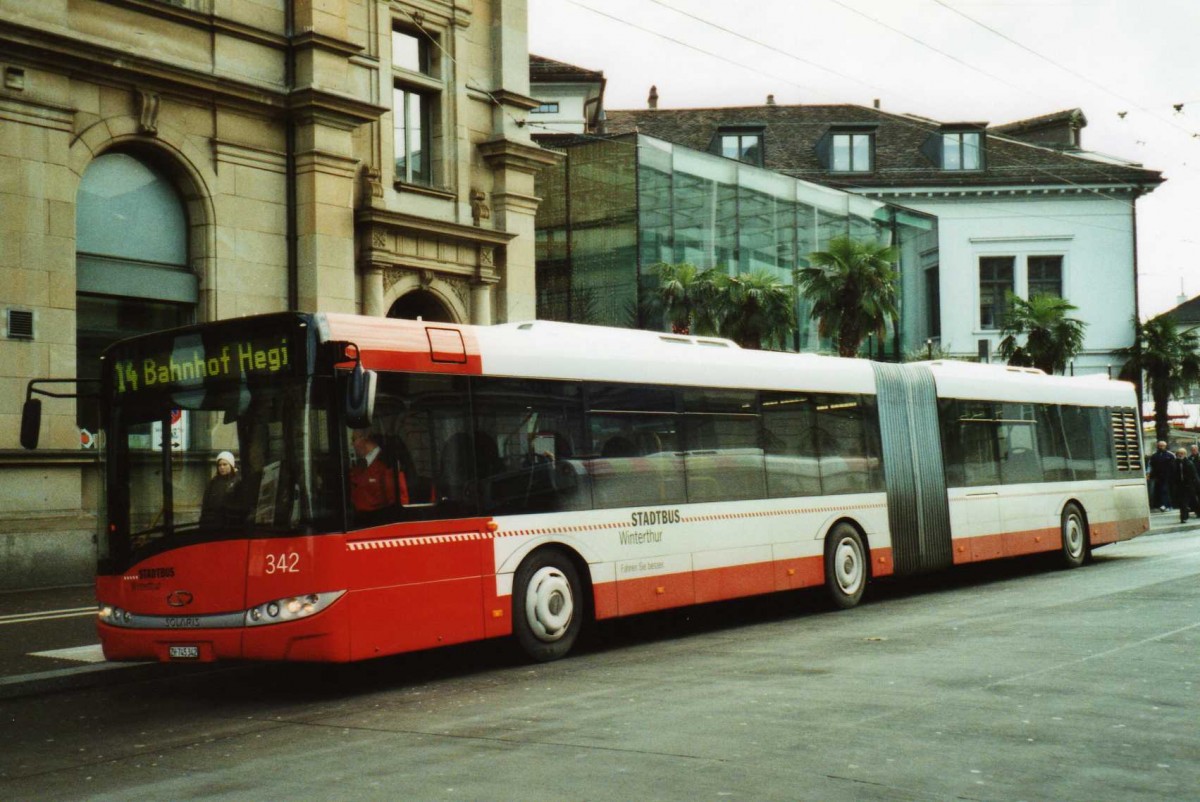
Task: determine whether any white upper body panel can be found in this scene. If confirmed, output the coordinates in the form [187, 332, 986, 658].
[321, 314, 1137, 409]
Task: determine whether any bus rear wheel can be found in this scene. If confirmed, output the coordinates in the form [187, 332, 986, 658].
[513, 548, 583, 662]
[1060, 503, 1088, 569]
[825, 523, 867, 609]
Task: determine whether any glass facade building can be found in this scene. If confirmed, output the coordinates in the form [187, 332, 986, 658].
[535, 133, 938, 357]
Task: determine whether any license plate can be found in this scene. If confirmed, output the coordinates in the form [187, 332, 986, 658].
[168, 645, 200, 660]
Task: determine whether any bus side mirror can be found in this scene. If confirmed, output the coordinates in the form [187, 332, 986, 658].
[20, 398, 42, 450]
[344, 363, 376, 429]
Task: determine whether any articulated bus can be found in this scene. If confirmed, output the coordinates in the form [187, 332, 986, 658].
[73, 312, 1148, 663]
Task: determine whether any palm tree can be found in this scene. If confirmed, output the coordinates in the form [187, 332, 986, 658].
[996, 293, 1087, 375]
[1118, 316, 1200, 442]
[710, 270, 796, 350]
[795, 235, 899, 358]
[648, 262, 718, 335]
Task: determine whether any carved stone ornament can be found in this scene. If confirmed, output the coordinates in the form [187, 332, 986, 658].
[362, 165, 384, 204]
[470, 189, 491, 226]
[447, 276, 471, 310]
[480, 246, 495, 268]
[137, 90, 160, 136]
[371, 228, 388, 249]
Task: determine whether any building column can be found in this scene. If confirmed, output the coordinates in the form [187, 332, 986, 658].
[471, 281, 494, 325]
[287, 0, 386, 313]
[361, 260, 386, 317]
[479, 140, 560, 322]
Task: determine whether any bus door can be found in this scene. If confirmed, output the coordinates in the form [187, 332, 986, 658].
[872, 364, 952, 575]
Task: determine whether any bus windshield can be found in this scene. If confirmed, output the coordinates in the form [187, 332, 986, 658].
[99, 317, 339, 572]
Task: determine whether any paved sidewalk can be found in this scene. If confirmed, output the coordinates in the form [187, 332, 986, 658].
[1, 517, 1196, 700]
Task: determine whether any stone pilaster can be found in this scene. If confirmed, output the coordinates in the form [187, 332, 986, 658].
[478, 138, 560, 322]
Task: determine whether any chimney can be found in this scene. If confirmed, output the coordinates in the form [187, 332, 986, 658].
[766, 94, 775, 106]
[648, 85, 658, 110]
[873, 98, 880, 109]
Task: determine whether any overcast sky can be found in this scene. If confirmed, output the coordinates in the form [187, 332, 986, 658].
[528, 0, 1199, 318]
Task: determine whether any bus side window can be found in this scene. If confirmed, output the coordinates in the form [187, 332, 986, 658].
[999, 403, 1043, 485]
[681, 387, 764, 504]
[586, 382, 685, 509]
[959, 401, 1000, 487]
[815, 394, 872, 495]
[762, 392, 820, 499]
[470, 376, 589, 514]
[939, 398, 965, 487]
[1036, 403, 1072, 482]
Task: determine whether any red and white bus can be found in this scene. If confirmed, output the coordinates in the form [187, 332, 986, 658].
[78, 312, 1147, 663]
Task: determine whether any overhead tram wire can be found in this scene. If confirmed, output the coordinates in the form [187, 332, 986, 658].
[643, 0, 929, 111]
[562, 0, 1168, 212]
[820, 0, 1040, 104]
[815, 0, 1193, 175]
[559, 0, 835, 103]
[931, 0, 1200, 142]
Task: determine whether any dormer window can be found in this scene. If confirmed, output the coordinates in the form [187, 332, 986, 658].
[711, 125, 764, 166]
[923, 126, 986, 171]
[816, 125, 876, 173]
[943, 131, 982, 170]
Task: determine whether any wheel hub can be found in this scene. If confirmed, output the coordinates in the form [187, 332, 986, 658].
[525, 566, 574, 642]
[836, 538, 862, 593]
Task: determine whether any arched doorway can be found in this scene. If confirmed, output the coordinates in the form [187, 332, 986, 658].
[387, 289, 454, 323]
[75, 152, 195, 431]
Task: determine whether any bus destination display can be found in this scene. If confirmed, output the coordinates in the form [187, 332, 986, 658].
[112, 334, 292, 395]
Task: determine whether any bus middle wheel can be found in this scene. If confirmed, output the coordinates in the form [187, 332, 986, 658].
[825, 523, 867, 609]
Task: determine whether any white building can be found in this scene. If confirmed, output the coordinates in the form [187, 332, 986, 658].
[528, 55, 605, 137]
[599, 103, 1163, 374]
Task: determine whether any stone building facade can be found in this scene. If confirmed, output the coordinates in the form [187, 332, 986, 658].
[0, 0, 555, 589]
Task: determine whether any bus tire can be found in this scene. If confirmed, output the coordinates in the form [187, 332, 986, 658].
[513, 548, 583, 662]
[1060, 502, 1088, 569]
[825, 523, 867, 609]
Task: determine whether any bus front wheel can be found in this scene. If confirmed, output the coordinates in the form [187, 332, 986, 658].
[1060, 503, 1088, 569]
[825, 523, 867, 609]
[513, 548, 583, 662]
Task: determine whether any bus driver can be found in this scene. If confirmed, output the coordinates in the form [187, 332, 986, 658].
[349, 430, 409, 513]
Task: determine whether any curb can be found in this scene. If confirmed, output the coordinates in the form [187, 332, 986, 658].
[1146, 521, 1200, 537]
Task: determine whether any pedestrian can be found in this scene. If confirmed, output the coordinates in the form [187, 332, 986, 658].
[1168, 448, 1200, 524]
[1189, 445, 1200, 516]
[200, 450, 242, 529]
[1147, 440, 1176, 512]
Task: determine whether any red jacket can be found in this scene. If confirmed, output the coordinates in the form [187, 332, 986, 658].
[350, 457, 409, 511]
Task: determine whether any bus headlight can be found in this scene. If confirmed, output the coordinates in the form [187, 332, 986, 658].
[245, 591, 345, 627]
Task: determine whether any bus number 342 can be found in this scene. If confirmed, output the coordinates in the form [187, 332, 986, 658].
[264, 552, 300, 574]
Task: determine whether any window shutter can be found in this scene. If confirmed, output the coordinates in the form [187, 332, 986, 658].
[920, 133, 942, 167]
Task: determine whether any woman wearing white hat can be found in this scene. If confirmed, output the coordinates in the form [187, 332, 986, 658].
[200, 450, 242, 530]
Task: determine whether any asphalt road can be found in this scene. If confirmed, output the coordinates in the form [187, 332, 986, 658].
[1, 527, 1197, 802]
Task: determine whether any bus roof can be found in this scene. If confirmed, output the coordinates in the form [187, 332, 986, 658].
[319, 314, 1135, 408]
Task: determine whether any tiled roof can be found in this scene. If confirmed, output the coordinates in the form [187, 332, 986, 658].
[1161, 294, 1200, 326]
[530, 54, 604, 83]
[602, 104, 1163, 190]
